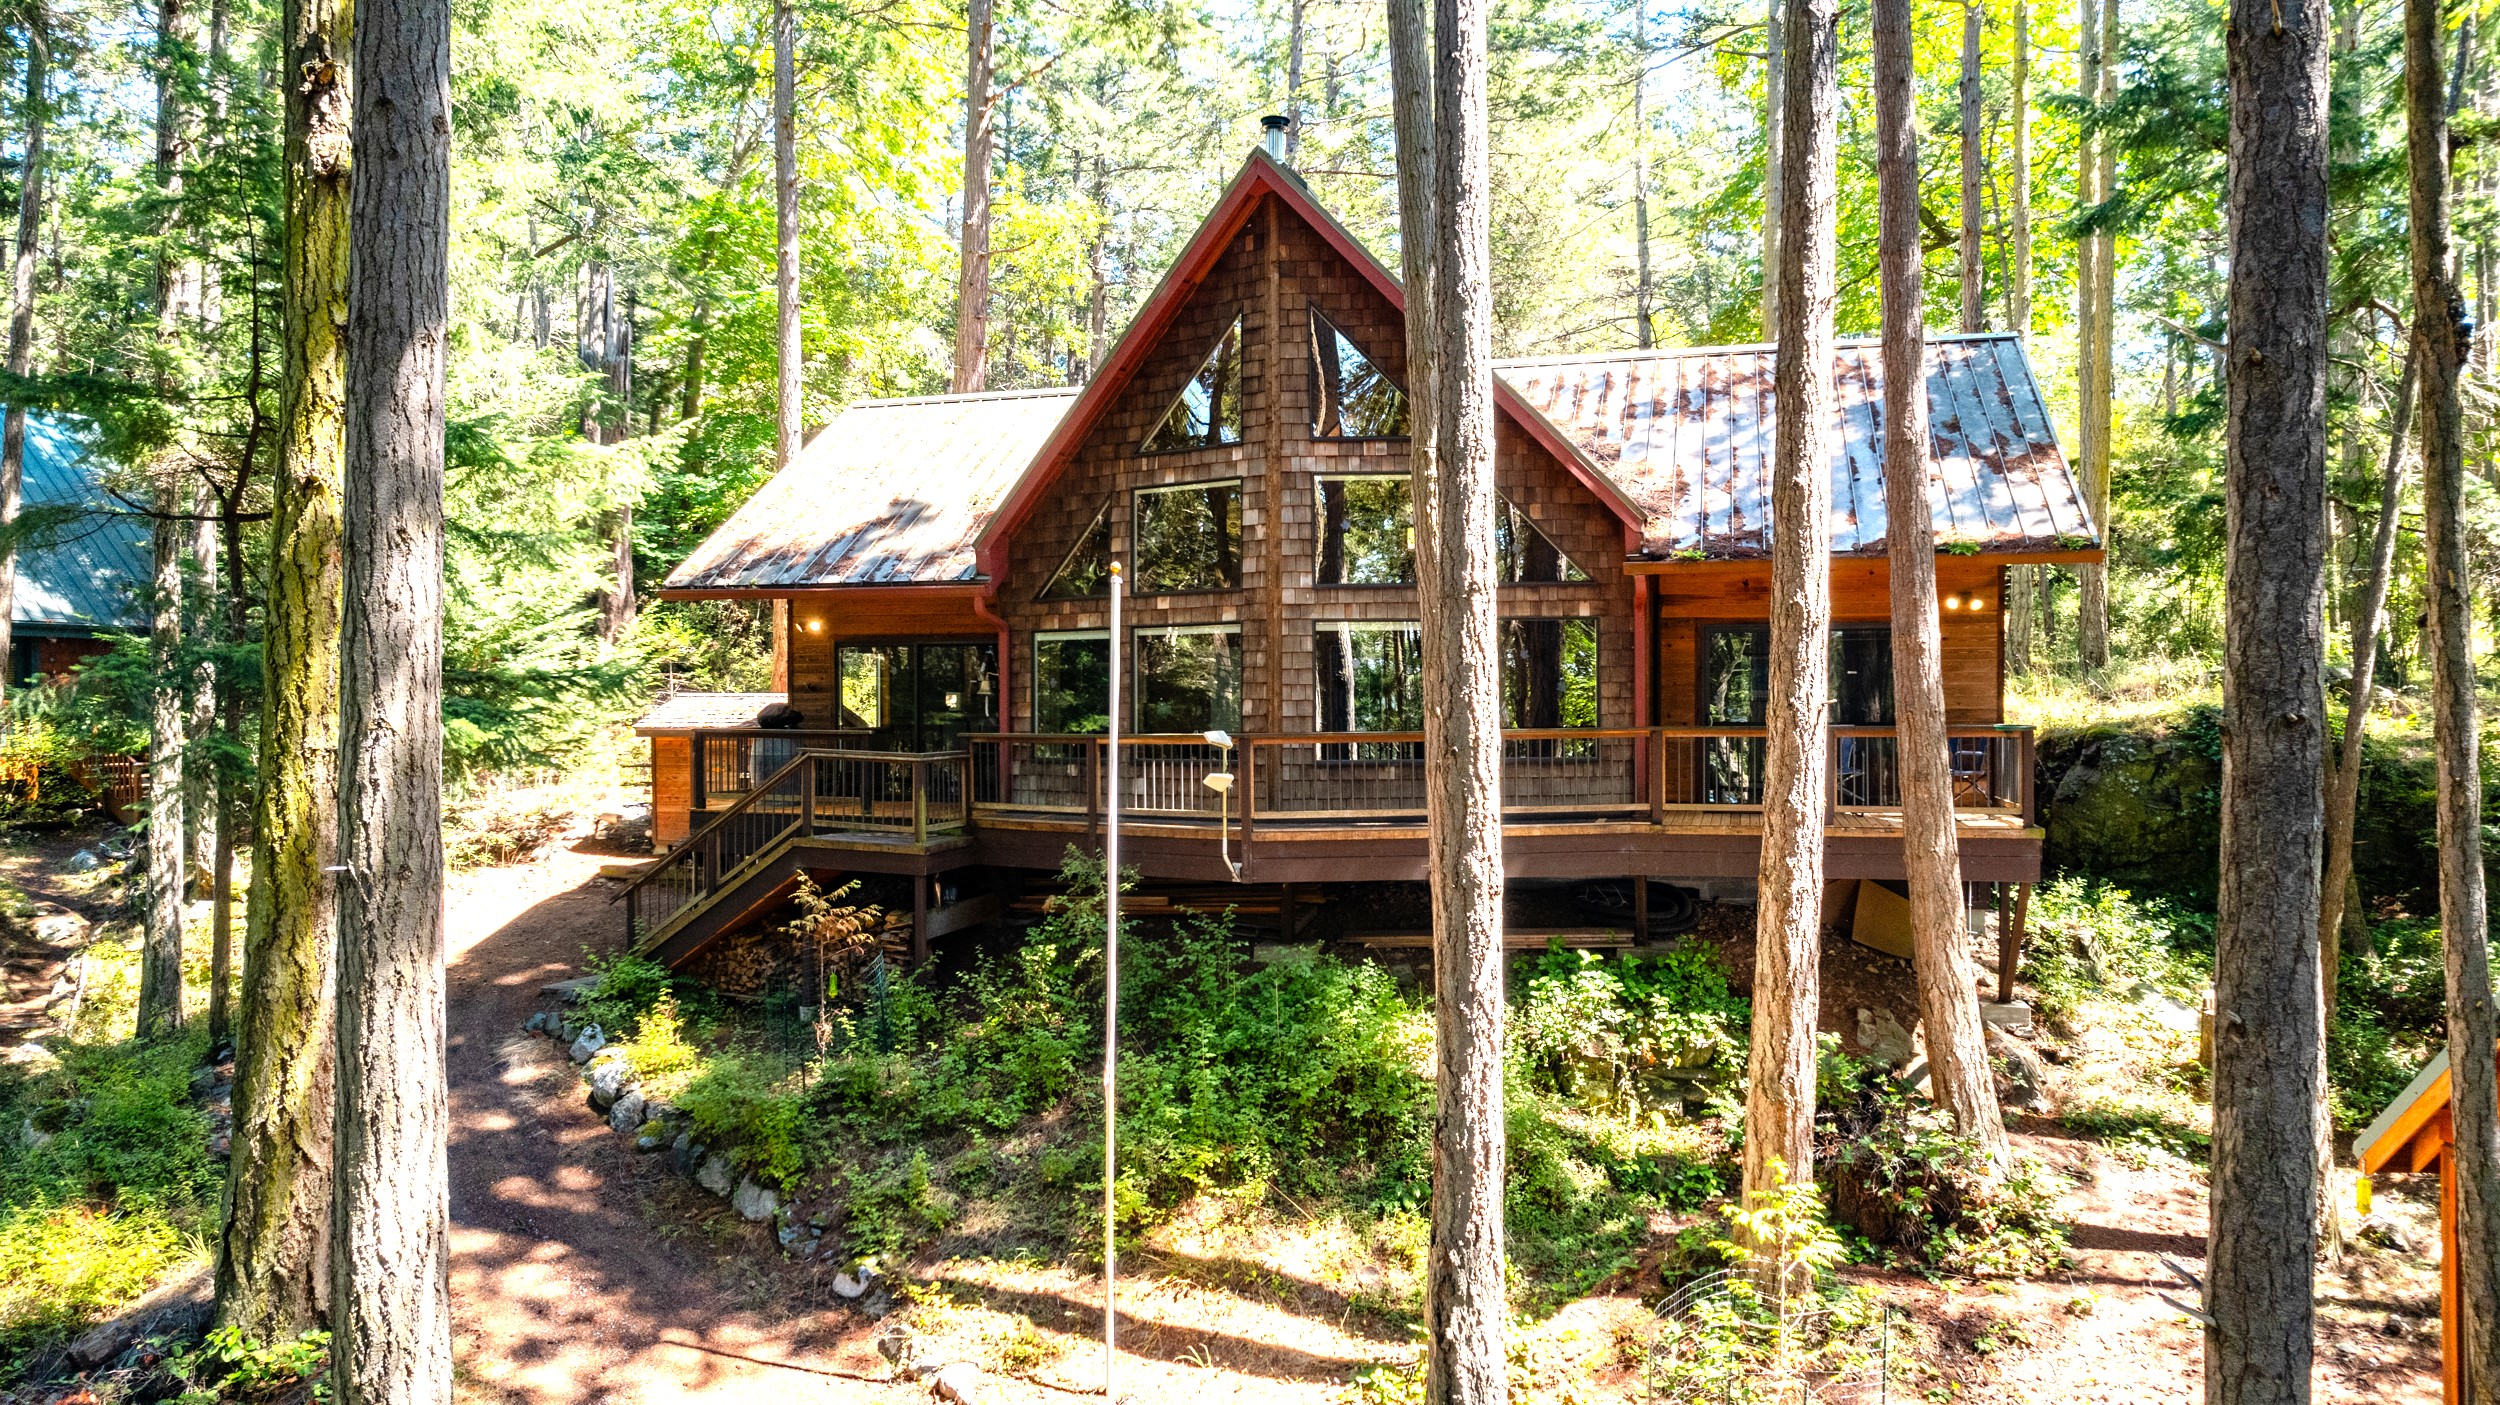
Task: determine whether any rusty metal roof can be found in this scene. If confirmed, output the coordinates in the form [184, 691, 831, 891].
[664, 387, 1081, 590]
[1495, 333, 2095, 559]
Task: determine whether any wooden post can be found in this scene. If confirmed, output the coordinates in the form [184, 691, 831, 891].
[2001, 881, 2031, 1000]
[1632, 877, 1649, 941]
[913, 873, 930, 967]
[1996, 881, 2015, 1001]
[690, 730, 707, 812]
[913, 757, 929, 844]
[1282, 881, 1299, 939]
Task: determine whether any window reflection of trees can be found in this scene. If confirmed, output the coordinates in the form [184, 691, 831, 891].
[1307, 307, 1409, 438]
[1316, 475, 1415, 585]
[1142, 319, 1244, 452]
[1132, 480, 1241, 594]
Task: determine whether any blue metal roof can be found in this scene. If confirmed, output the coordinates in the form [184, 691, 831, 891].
[15, 419, 148, 635]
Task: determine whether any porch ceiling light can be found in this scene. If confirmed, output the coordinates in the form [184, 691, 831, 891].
[805, 618, 825, 632]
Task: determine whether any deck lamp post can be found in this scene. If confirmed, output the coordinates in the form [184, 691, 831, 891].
[1200, 729, 1241, 881]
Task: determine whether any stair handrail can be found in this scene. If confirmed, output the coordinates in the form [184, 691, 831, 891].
[610, 747, 834, 906]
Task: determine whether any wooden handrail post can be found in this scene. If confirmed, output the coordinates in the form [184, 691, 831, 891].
[1649, 726, 1665, 826]
[690, 730, 707, 812]
[1240, 741, 1256, 846]
[913, 758, 929, 844]
[801, 753, 816, 838]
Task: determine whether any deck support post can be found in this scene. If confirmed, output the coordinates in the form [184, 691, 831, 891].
[913, 874, 930, 968]
[691, 730, 707, 812]
[800, 753, 815, 837]
[1632, 877, 1648, 941]
[1997, 880, 2029, 1002]
[1282, 881, 1299, 939]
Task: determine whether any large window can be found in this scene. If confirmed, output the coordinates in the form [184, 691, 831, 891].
[1134, 626, 1241, 734]
[1500, 618, 1598, 730]
[1314, 621, 1423, 758]
[1033, 631, 1111, 734]
[1132, 480, 1242, 594]
[1142, 318, 1245, 452]
[1316, 475, 1414, 585]
[1039, 504, 1111, 600]
[1308, 307, 1409, 438]
[1696, 625, 1894, 803]
[833, 640, 998, 751]
[1495, 501, 1590, 583]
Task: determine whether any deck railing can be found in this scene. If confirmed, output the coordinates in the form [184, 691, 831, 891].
[689, 728, 876, 810]
[622, 747, 968, 943]
[960, 725, 2032, 828]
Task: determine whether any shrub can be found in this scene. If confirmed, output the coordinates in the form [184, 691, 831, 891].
[1644, 1167, 1887, 1401]
[1827, 1078, 2068, 1275]
[2023, 876, 2212, 1022]
[1512, 943, 1749, 1111]
[676, 1050, 814, 1190]
[574, 951, 676, 1039]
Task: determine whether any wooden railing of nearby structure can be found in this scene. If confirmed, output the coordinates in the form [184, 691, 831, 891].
[687, 728, 875, 810]
[619, 747, 968, 944]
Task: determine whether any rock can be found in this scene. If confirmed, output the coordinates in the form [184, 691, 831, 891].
[5, 1041, 57, 1071]
[30, 906, 86, 944]
[586, 1059, 633, 1112]
[525, 1011, 550, 1034]
[540, 975, 600, 1002]
[876, 1324, 918, 1372]
[732, 1178, 780, 1222]
[930, 1361, 981, 1404]
[2039, 729, 2224, 892]
[1980, 1001, 2035, 1036]
[568, 1024, 606, 1063]
[2132, 985, 2202, 1036]
[2359, 1212, 2418, 1255]
[1855, 1007, 1916, 1068]
[833, 1266, 878, 1299]
[2384, 1313, 2410, 1339]
[64, 849, 99, 872]
[671, 1130, 703, 1175]
[66, 1265, 211, 1368]
[1986, 1026, 2050, 1110]
[697, 1152, 736, 1196]
[608, 1091, 646, 1133]
[635, 1126, 670, 1153]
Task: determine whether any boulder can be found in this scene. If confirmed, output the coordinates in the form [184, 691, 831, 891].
[671, 1130, 704, 1176]
[635, 1125, 671, 1153]
[30, 906, 86, 944]
[833, 1266, 877, 1300]
[697, 1152, 737, 1196]
[732, 1177, 779, 1222]
[1855, 1007, 1916, 1069]
[1980, 1001, 2034, 1037]
[568, 1024, 606, 1063]
[525, 1011, 550, 1035]
[608, 1091, 646, 1133]
[586, 1060, 632, 1112]
[64, 849, 100, 873]
[930, 1362, 981, 1404]
[1986, 1026, 2050, 1110]
[540, 975, 600, 1002]
[67, 1264, 211, 1368]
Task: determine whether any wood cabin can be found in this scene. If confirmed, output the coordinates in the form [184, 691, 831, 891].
[624, 146, 2099, 969]
[2359, 1051, 2481, 1404]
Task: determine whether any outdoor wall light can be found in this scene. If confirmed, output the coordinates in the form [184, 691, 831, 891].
[1200, 730, 1242, 880]
[804, 618, 825, 633]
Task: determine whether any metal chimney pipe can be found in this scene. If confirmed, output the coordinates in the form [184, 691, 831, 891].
[1260, 114, 1290, 162]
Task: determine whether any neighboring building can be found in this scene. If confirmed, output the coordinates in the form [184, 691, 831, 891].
[12, 418, 148, 682]
[626, 147, 2099, 969]
[2358, 1051, 2478, 1405]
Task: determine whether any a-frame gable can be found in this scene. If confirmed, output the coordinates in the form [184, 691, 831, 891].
[974, 150, 1642, 583]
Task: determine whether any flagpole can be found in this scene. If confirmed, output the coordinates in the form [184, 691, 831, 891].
[1103, 559, 1122, 1402]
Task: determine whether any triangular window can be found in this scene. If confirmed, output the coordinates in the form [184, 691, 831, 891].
[1039, 503, 1112, 600]
[1142, 318, 1245, 452]
[1308, 307, 1409, 438]
[1494, 501, 1589, 583]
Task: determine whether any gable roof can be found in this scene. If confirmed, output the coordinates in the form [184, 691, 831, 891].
[1501, 334, 2093, 558]
[16, 419, 147, 634]
[2358, 1049, 2462, 1175]
[972, 148, 1647, 581]
[664, 387, 1078, 591]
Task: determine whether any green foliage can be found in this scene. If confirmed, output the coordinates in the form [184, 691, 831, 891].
[1826, 1077, 2068, 1276]
[2022, 876, 2213, 1022]
[167, 1326, 331, 1405]
[0, 1028, 218, 1371]
[1511, 943, 1749, 1110]
[676, 1050, 816, 1191]
[2330, 917, 2448, 1130]
[1645, 1168, 1888, 1402]
[575, 951, 678, 1039]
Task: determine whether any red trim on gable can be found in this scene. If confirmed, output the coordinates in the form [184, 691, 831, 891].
[973, 148, 1643, 585]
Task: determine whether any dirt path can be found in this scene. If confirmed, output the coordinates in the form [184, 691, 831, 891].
[445, 842, 909, 1405]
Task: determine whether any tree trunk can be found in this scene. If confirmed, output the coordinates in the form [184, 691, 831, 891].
[332, 0, 450, 1387]
[2077, 0, 2117, 668]
[215, 0, 347, 1339]
[139, 479, 186, 1039]
[2209, 0, 2330, 1389]
[2412, 0, 2500, 1385]
[1284, 0, 1306, 161]
[1760, 0, 1783, 339]
[1875, 0, 2007, 1170]
[1631, 2, 1652, 348]
[1408, 0, 1504, 1394]
[2010, 0, 2030, 334]
[773, 0, 802, 463]
[1745, 0, 1836, 1247]
[1958, 0, 1985, 333]
[952, 0, 991, 394]
[0, 15, 45, 714]
[2320, 349, 2414, 987]
[189, 483, 223, 1043]
[599, 505, 634, 644]
[680, 299, 706, 419]
[2005, 566, 2035, 674]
